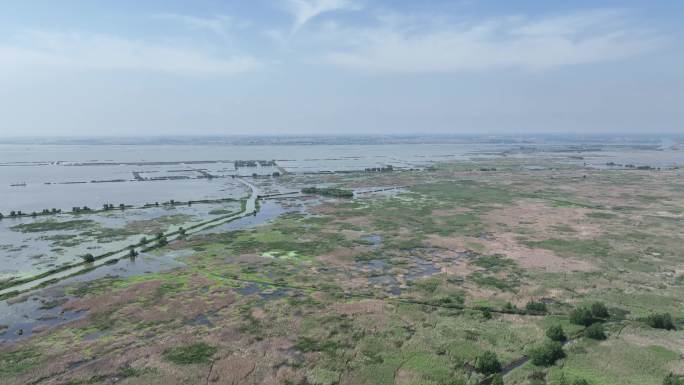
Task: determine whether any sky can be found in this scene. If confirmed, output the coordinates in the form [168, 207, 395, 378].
[0, 0, 682, 137]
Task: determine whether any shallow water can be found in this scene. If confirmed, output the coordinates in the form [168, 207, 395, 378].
[0, 252, 186, 343]
[0, 200, 243, 280]
[0, 197, 293, 342]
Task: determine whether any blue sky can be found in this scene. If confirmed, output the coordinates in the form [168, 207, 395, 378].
[0, 0, 682, 136]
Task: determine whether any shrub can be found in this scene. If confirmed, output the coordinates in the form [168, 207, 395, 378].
[490, 374, 504, 385]
[584, 323, 606, 340]
[475, 351, 502, 375]
[590, 302, 609, 319]
[574, 380, 590, 385]
[525, 301, 548, 314]
[663, 373, 684, 385]
[80, 254, 95, 263]
[647, 313, 676, 330]
[162, 343, 216, 364]
[546, 325, 567, 342]
[482, 308, 492, 319]
[570, 307, 595, 326]
[503, 302, 517, 312]
[529, 341, 565, 367]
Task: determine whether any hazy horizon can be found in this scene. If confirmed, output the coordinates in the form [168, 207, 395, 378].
[1, 0, 683, 136]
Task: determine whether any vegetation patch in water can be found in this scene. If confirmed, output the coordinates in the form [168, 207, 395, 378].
[162, 343, 216, 365]
[11, 219, 96, 233]
[302, 187, 354, 198]
[0, 348, 41, 376]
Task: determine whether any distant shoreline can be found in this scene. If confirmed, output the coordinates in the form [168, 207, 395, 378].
[0, 134, 680, 146]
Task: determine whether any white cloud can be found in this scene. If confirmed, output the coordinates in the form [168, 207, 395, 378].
[322, 10, 666, 72]
[0, 30, 261, 75]
[284, 0, 360, 34]
[152, 14, 248, 39]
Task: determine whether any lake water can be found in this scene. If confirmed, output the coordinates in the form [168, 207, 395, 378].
[3, 142, 682, 214]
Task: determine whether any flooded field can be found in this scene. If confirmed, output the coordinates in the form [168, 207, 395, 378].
[0, 199, 243, 281]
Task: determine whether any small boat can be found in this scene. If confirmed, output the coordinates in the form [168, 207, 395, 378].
[10, 182, 26, 187]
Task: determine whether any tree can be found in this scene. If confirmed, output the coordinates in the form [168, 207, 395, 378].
[647, 313, 676, 330]
[525, 301, 547, 314]
[574, 379, 590, 385]
[139, 236, 148, 245]
[585, 323, 606, 340]
[490, 374, 504, 385]
[475, 351, 501, 375]
[128, 247, 138, 258]
[591, 302, 609, 319]
[529, 341, 565, 367]
[570, 307, 595, 326]
[546, 325, 567, 342]
[81, 254, 95, 263]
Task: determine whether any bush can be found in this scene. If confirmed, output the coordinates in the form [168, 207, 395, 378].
[647, 313, 676, 330]
[558, 374, 590, 385]
[80, 253, 95, 263]
[525, 301, 548, 314]
[503, 302, 517, 312]
[529, 341, 565, 367]
[570, 307, 595, 326]
[584, 323, 606, 340]
[663, 373, 684, 385]
[546, 325, 567, 342]
[475, 351, 502, 375]
[482, 308, 492, 319]
[590, 302, 609, 319]
[490, 374, 504, 385]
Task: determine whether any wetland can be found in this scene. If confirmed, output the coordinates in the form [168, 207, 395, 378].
[1, 137, 683, 385]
